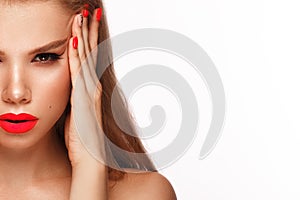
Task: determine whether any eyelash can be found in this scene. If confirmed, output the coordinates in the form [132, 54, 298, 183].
[0, 53, 62, 64]
[32, 53, 62, 64]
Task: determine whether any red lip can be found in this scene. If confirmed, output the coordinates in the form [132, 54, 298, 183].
[0, 113, 38, 134]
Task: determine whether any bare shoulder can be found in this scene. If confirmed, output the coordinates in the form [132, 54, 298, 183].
[109, 169, 177, 200]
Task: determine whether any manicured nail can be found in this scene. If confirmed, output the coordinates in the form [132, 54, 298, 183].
[73, 36, 78, 49]
[96, 8, 102, 22]
[82, 9, 89, 18]
[77, 14, 83, 27]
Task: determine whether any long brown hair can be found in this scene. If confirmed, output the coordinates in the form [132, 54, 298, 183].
[4, 0, 156, 181]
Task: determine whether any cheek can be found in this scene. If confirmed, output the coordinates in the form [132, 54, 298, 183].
[32, 64, 71, 117]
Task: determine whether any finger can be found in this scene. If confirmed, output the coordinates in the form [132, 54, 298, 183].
[68, 14, 84, 84]
[81, 8, 97, 73]
[68, 36, 81, 85]
[89, 8, 102, 50]
[72, 14, 86, 62]
[89, 8, 102, 67]
[82, 8, 91, 56]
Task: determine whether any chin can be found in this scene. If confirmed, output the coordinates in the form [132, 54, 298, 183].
[0, 128, 49, 151]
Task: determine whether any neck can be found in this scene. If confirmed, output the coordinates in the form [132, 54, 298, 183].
[0, 129, 72, 188]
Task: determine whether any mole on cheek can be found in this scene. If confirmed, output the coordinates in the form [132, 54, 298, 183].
[49, 105, 52, 109]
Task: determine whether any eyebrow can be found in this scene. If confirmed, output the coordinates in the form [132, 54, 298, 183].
[0, 38, 69, 56]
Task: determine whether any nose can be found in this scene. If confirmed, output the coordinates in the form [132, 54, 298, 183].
[1, 67, 32, 105]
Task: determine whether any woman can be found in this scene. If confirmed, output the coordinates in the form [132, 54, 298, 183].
[0, 0, 177, 199]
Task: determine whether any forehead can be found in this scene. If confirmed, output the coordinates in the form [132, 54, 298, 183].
[0, 1, 73, 52]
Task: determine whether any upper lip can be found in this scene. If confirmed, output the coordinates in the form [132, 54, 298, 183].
[0, 113, 38, 121]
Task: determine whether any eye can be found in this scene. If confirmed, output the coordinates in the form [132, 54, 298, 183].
[32, 53, 62, 64]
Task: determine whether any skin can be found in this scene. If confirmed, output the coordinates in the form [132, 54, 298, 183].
[0, 1, 177, 199]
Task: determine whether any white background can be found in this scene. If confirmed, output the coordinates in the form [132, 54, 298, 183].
[105, 0, 300, 199]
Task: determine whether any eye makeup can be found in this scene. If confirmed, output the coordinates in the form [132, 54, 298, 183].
[32, 52, 63, 65]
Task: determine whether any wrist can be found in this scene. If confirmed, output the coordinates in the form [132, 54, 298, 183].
[72, 156, 106, 173]
[70, 157, 108, 200]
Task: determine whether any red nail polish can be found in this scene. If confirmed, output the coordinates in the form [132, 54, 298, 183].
[82, 9, 89, 18]
[73, 37, 78, 49]
[96, 8, 102, 22]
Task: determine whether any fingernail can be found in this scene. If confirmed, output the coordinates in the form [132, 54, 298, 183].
[77, 14, 83, 27]
[96, 8, 102, 22]
[73, 36, 78, 49]
[82, 9, 89, 18]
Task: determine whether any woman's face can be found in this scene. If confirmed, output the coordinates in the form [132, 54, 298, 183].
[0, 1, 73, 148]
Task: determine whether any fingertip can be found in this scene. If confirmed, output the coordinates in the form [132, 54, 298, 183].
[72, 14, 83, 37]
[73, 36, 78, 49]
[82, 9, 89, 18]
[68, 37, 78, 57]
[96, 8, 102, 22]
[89, 8, 101, 50]
[68, 37, 80, 73]
[68, 37, 81, 85]
[77, 14, 83, 27]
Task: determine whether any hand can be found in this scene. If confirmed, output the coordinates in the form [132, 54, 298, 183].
[64, 8, 104, 169]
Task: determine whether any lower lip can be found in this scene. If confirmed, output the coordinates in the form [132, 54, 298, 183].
[0, 120, 38, 134]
